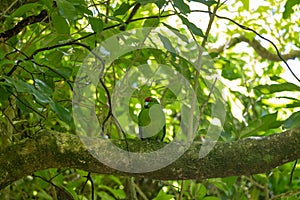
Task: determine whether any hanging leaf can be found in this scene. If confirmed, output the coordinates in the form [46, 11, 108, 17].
[255, 83, 300, 94]
[0, 84, 11, 106]
[283, 0, 300, 19]
[190, 182, 206, 198]
[155, 0, 166, 9]
[162, 22, 189, 43]
[179, 16, 204, 37]
[153, 189, 175, 200]
[11, 3, 41, 17]
[143, 18, 160, 28]
[31, 88, 51, 103]
[190, 0, 217, 6]
[35, 79, 53, 96]
[170, 59, 192, 80]
[49, 101, 72, 124]
[161, 88, 177, 106]
[158, 33, 176, 56]
[4, 77, 52, 103]
[88, 17, 103, 33]
[56, 0, 78, 20]
[270, 75, 287, 83]
[174, 0, 191, 14]
[221, 61, 242, 80]
[4, 77, 34, 93]
[283, 111, 300, 129]
[75, 4, 93, 16]
[114, 3, 131, 16]
[240, 112, 283, 138]
[51, 13, 70, 34]
[240, 0, 249, 10]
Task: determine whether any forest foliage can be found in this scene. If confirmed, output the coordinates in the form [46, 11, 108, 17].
[1, 0, 300, 199]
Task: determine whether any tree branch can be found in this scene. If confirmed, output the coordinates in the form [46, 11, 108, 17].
[210, 35, 300, 61]
[1, 127, 300, 189]
[0, 9, 49, 41]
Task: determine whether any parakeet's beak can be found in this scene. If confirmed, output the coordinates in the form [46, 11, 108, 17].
[144, 101, 150, 108]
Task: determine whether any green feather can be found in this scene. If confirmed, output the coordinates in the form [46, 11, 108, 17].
[138, 97, 166, 141]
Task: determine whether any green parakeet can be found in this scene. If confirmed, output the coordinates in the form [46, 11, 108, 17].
[138, 97, 166, 141]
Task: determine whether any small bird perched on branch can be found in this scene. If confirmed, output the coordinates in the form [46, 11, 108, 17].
[138, 97, 166, 142]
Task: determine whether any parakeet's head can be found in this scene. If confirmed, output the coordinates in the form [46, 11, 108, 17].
[144, 97, 159, 108]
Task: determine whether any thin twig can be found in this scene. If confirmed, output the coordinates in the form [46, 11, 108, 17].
[289, 160, 297, 185]
[190, 9, 300, 82]
[179, 180, 185, 200]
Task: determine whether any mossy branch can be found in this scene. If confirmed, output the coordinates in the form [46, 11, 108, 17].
[1, 128, 300, 189]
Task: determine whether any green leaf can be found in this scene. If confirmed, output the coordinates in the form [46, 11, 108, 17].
[0, 85, 11, 105]
[45, 50, 64, 65]
[240, 112, 283, 138]
[0, 59, 15, 69]
[221, 61, 242, 80]
[283, 111, 300, 129]
[174, 0, 191, 14]
[162, 22, 189, 43]
[37, 190, 53, 200]
[11, 3, 41, 17]
[137, 0, 153, 5]
[44, 66, 71, 79]
[286, 101, 300, 108]
[153, 189, 175, 200]
[240, 0, 249, 10]
[155, 0, 166, 9]
[255, 83, 300, 94]
[41, 0, 53, 9]
[56, 67, 73, 78]
[35, 79, 53, 96]
[99, 185, 126, 199]
[31, 87, 51, 103]
[75, 4, 93, 16]
[105, 15, 124, 23]
[49, 101, 72, 124]
[270, 75, 287, 83]
[244, 31, 255, 41]
[209, 52, 219, 58]
[40, 35, 69, 49]
[4, 77, 53, 103]
[51, 13, 70, 34]
[222, 176, 238, 188]
[114, 3, 131, 16]
[56, 0, 78, 20]
[203, 197, 220, 200]
[190, 0, 217, 6]
[70, 0, 85, 4]
[0, 49, 5, 59]
[161, 88, 177, 106]
[190, 183, 206, 198]
[143, 18, 160, 28]
[158, 33, 176, 55]
[15, 95, 35, 115]
[283, 0, 300, 19]
[179, 16, 204, 37]
[171, 59, 191, 80]
[4, 77, 34, 93]
[88, 17, 103, 33]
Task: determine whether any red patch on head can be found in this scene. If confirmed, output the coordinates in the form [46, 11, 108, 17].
[145, 97, 153, 102]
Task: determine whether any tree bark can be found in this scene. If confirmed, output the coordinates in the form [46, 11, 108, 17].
[210, 35, 300, 61]
[1, 127, 300, 189]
